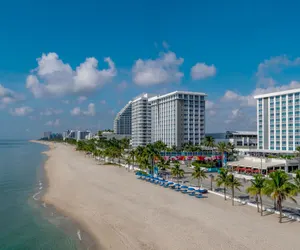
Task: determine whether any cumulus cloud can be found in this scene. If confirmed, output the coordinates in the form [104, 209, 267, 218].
[77, 96, 87, 103]
[26, 53, 117, 98]
[45, 119, 60, 127]
[70, 107, 81, 116]
[222, 81, 300, 107]
[0, 84, 24, 105]
[191, 63, 216, 80]
[117, 81, 127, 91]
[132, 51, 184, 86]
[162, 41, 170, 49]
[83, 103, 96, 116]
[70, 103, 95, 116]
[40, 108, 63, 116]
[256, 55, 300, 87]
[206, 100, 214, 109]
[10, 106, 33, 116]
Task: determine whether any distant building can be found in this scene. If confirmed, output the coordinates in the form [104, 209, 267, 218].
[114, 101, 132, 136]
[76, 130, 91, 141]
[101, 131, 131, 141]
[43, 131, 52, 139]
[254, 88, 300, 152]
[63, 129, 91, 141]
[225, 131, 257, 148]
[149, 91, 206, 148]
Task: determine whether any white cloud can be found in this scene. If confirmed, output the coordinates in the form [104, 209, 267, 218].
[225, 109, 243, 124]
[191, 63, 216, 80]
[206, 100, 214, 109]
[40, 108, 63, 116]
[77, 96, 87, 103]
[256, 55, 300, 87]
[208, 110, 216, 116]
[26, 53, 117, 98]
[45, 119, 60, 127]
[10, 106, 33, 116]
[70, 103, 96, 116]
[100, 100, 106, 104]
[132, 51, 184, 86]
[162, 41, 170, 49]
[117, 81, 127, 91]
[222, 81, 300, 107]
[70, 107, 81, 116]
[0, 84, 24, 105]
[83, 103, 96, 116]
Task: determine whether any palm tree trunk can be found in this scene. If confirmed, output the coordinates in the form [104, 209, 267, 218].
[278, 198, 282, 223]
[259, 193, 263, 216]
[232, 185, 234, 206]
[198, 179, 200, 189]
[224, 187, 226, 200]
[256, 194, 259, 212]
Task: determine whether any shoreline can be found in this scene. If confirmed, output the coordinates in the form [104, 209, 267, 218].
[30, 140, 100, 250]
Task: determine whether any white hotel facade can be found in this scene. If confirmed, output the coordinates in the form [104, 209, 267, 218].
[254, 89, 300, 152]
[149, 91, 206, 148]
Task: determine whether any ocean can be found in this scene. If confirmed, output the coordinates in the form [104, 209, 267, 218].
[0, 140, 88, 250]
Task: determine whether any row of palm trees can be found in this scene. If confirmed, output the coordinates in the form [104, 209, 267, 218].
[246, 171, 300, 223]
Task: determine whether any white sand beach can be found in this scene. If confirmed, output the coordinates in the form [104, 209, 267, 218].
[34, 141, 299, 250]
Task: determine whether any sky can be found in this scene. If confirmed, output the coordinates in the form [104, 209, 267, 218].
[2, 0, 300, 139]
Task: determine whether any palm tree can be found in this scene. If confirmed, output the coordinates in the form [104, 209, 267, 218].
[216, 142, 228, 168]
[153, 140, 168, 152]
[157, 158, 170, 171]
[216, 168, 229, 200]
[263, 170, 298, 223]
[294, 170, 300, 192]
[171, 161, 185, 183]
[227, 174, 242, 206]
[144, 144, 160, 175]
[294, 146, 300, 158]
[192, 165, 207, 188]
[227, 142, 235, 160]
[246, 174, 265, 215]
[202, 136, 215, 155]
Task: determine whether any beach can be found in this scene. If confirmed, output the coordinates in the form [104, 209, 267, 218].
[34, 141, 299, 250]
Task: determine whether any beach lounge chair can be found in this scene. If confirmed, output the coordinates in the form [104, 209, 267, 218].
[194, 190, 205, 198]
[168, 183, 175, 188]
[187, 188, 196, 196]
[180, 185, 188, 193]
[174, 184, 181, 191]
[164, 182, 174, 188]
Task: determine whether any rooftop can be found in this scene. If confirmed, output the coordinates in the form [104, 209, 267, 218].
[227, 158, 283, 170]
[254, 88, 300, 99]
[226, 131, 257, 136]
[148, 90, 207, 102]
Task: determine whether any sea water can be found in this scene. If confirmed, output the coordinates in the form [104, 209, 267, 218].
[0, 140, 84, 250]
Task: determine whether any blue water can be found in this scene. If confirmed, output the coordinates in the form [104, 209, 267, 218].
[0, 140, 81, 250]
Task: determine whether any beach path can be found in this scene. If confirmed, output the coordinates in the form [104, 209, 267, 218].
[41, 142, 299, 250]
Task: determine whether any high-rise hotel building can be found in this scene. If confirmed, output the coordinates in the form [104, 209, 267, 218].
[114, 101, 132, 136]
[254, 89, 300, 152]
[148, 91, 206, 148]
[131, 93, 153, 148]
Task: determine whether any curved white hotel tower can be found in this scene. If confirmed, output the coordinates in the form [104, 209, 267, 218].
[254, 88, 300, 152]
[114, 101, 132, 136]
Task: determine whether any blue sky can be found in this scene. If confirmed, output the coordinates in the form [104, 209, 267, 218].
[1, 0, 300, 139]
